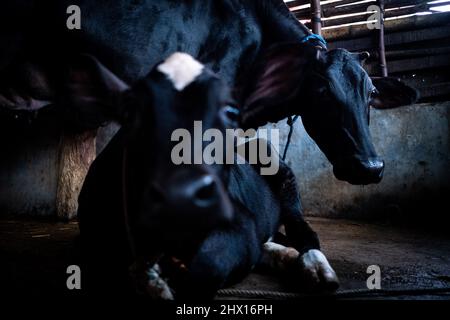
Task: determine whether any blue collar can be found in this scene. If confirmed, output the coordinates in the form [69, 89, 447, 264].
[300, 34, 327, 49]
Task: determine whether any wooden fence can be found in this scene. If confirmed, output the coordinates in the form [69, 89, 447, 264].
[285, 0, 450, 100]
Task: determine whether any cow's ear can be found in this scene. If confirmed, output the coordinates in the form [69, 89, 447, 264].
[370, 77, 419, 109]
[0, 61, 56, 112]
[242, 44, 312, 128]
[62, 54, 130, 128]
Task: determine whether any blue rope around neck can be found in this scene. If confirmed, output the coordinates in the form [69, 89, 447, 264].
[300, 33, 327, 48]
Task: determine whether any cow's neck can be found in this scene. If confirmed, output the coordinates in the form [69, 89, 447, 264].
[240, 44, 321, 129]
[256, 0, 311, 45]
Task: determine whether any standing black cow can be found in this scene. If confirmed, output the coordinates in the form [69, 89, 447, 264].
[2, 2, 417, 181]
[72, 52, 337, 297]
[1, 0, 418, 186]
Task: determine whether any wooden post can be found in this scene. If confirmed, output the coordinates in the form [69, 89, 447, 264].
[378, 0, 388, 76]
[311, 0, 322, 35]
[56, 130, 96, 220]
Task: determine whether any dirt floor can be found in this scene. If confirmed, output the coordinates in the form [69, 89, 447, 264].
[1, 217, 449, 299]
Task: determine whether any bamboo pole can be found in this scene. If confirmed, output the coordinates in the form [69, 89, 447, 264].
[378, 0, 388, 77]
[310, 0, 322, 35]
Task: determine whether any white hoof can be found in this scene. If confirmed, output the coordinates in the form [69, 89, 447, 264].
[300, 249, 339, 291]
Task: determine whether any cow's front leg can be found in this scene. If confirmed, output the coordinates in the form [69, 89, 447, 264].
[281, 217, 340, 291]
[261, 241, 339, 291]
[268, 159, 339, 291]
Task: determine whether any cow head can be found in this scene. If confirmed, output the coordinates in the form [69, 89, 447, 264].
[243, 44, 418, 185]
[66, 53, 237, 254]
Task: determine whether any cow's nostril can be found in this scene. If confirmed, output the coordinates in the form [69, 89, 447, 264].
[367, 159, 384, 171]
[366, 159, 385, 176]
[196, 182, 215, 200]
[193, 176, 217, 207]
[362, 158, 385, 182]
[333, 157, 385, 185]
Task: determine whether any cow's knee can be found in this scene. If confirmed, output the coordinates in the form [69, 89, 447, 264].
[261, 242, 339, 292]
[260, 241, 300, 272]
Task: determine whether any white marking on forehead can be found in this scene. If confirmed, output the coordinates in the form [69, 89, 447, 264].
[157, 52, 204, 91]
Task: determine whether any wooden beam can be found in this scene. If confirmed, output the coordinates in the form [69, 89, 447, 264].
[329, 25, 450, 51]
[328, 37, 374, 51]
[386, 25, 450, 47]
[286, 0, 310, 8]
[288, 0, 361, 10]
[388, 55, 450, 73]
[293, 0, 428, 18]
[306, 3, 430, 28]
[385, 46, 450, 59]
[419, 82, 450, 98]
[365, 55, 450, 74]
[323, 12, 450, 41]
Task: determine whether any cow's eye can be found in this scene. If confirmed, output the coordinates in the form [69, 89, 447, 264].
[220, 105, 240, 127]
[369, 88, 379, 99]
[316, 83, 328, 96]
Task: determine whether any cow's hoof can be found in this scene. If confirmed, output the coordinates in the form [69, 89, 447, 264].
[145, 264, 175, 300]
[299, 249, 339, 292]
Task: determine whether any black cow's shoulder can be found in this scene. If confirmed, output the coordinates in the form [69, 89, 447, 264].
[228, 162, 280, 238]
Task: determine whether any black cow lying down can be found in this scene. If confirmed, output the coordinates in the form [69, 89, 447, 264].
[74, 52, 338, 298]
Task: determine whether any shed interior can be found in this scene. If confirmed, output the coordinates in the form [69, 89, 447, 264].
[1, 0, 449, 299]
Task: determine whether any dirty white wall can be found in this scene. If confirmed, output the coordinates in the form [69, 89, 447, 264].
[276, 101, 450, 221]
[0, 126, 60, 217]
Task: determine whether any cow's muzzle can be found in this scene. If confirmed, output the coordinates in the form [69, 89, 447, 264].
[152, 170, 234, 227]
[333, 157, 385, 185]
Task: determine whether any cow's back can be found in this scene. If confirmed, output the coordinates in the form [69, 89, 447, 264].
[21, 0, 262, 87]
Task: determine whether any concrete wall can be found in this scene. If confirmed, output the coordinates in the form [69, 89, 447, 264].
[275, 102, 450, 222]
[0, 125, 60, 217]
[0, 123, 95, 219]
[2, 102, 449, 224]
